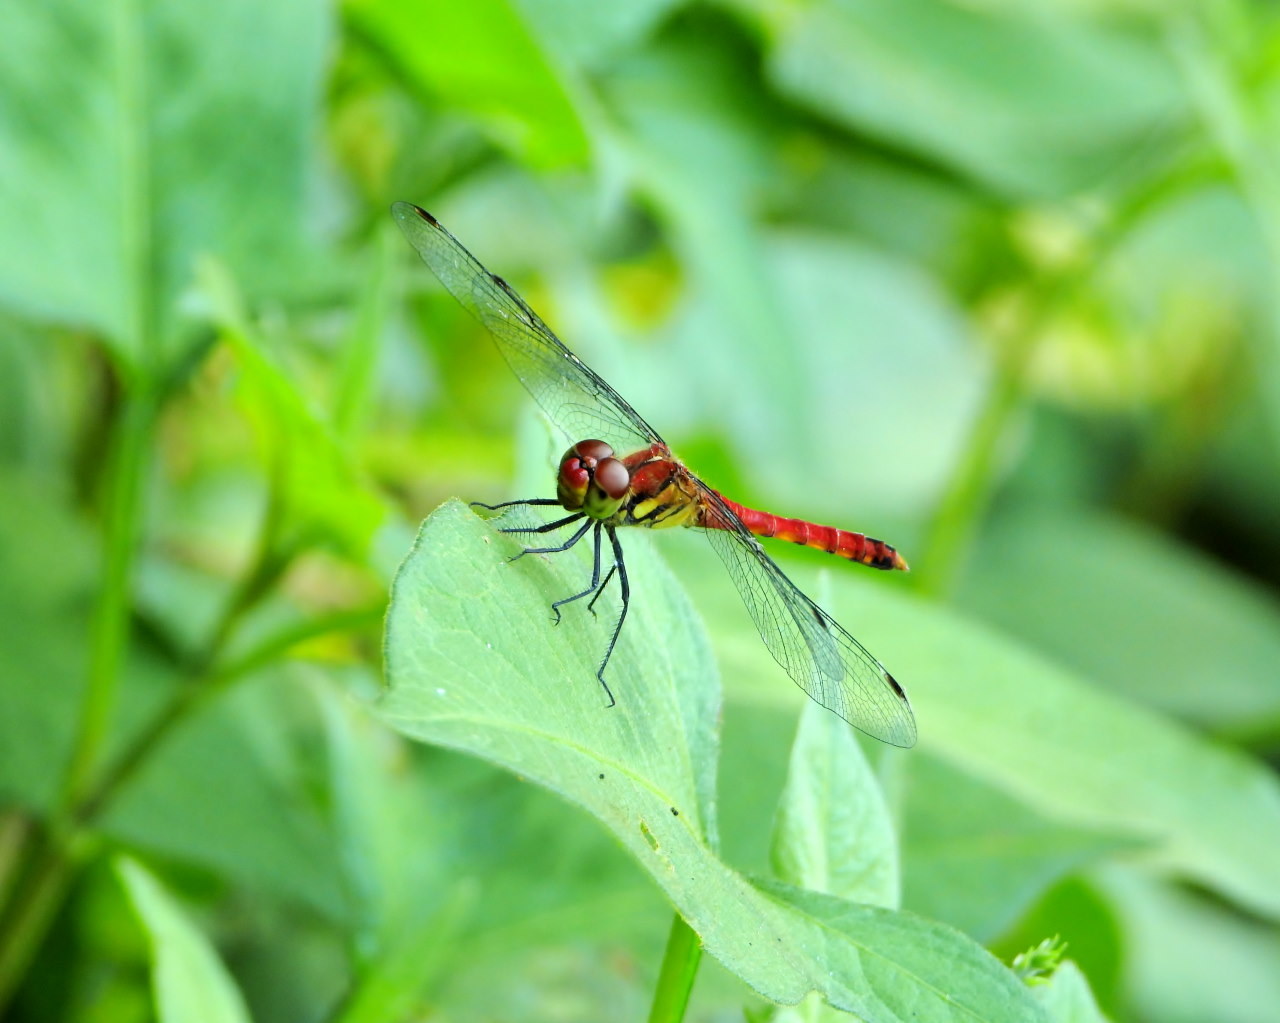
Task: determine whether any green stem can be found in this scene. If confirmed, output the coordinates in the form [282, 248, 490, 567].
[57, 388, 156, 815]
[0, 602, 380, 1010]
[0, 813, 30, 914]
[57, 0, 156, 822]
[915, 298, 1050, 601]
[917, 157, 1209, 599]
[191, 461, 291, 676]
[76, 604, 383, 826]
[647, 912, 702, 1023]
[0, 840, 78, 1008]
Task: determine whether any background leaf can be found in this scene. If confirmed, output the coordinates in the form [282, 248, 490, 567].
[0, 0, 327, 365]
[117, 857, 253, 1023]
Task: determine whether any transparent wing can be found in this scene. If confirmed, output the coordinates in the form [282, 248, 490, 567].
[693, 481, 917, 747]
[392, 203, 661, 455]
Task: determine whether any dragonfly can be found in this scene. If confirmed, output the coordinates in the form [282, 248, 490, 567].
[392, 202, 917, 748]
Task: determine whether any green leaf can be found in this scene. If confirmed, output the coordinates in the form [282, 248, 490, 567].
[0, 0, 327, 365]
[673, 539, 1280, 922]
[757, 880, 1051, 1023]
[1033, 961, 1108, 1023]
[771, 699, 900, 908]
[382, 501, 1047, 1019]
[351, 0, 590, 170]
[1097, 866, 1280, 1023]
[901, 755, 1130, 942]
[515, 0, 683, 69]
[381, 500, 721, 851]
[858, 580, 1280, 921]
[116, 857, 253, 1023]
[958, 506, 1280, 734]
[101, 672, 352, 921]
[756, 0, 1185, 198]
[199, 257, 387, 557]
[0, 471, 96, 810]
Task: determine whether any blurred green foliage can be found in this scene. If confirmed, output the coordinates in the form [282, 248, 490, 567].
[1, 0, 1279, 1020]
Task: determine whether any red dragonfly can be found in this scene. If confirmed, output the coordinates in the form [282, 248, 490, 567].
[393, 203, 917, 747]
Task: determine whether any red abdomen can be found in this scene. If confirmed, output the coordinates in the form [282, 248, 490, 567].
[705, 494, 908, 571]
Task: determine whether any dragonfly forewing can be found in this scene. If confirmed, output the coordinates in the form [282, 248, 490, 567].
[393, 202, 660, 456]
[394, 202, 916, 747]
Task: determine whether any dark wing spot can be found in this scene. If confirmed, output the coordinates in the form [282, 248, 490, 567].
[885, 672, 906, 698]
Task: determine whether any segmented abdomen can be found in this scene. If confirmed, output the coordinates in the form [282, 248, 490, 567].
[704, 493, 907, 571]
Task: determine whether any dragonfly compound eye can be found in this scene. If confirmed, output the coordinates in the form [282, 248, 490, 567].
[573, 439, 614, 462]
[557, 453, 591, 506]
[593, 457, 630, 501]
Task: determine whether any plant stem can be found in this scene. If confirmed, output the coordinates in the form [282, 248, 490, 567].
[57, 0, 156, 828]
[647, 912, 702, 1023]
[917, 164, 1197, 599]
[0, 831, 92, 1009]
[0, 600, 380, 1011]
[57, 387, 157, 816]
[76, 604, 384, 826]
[915, 298, 1049, 601]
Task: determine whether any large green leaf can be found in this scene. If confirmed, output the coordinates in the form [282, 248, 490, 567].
[671, 536, 1280, 922]
[1097, 866, 1280, 1023]
[958, 505, 1280, 734]
[753, 0, 1186, 198]
[117, 857, 253, 1023]
[856, 579, 1280, 920]
[0, 0, 327, 365]
[381, 501, 1047, 1019]
[901, 755, 1130, 942]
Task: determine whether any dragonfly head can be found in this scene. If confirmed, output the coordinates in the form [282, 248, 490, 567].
[557, 439, 630, 519]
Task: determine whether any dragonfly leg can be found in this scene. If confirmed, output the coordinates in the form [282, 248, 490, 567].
[500, 511, 583, 542]
[471, 497, 562, 512]
[594, 525, 629, 709]
[585, 565, 618, 618]
[510, 515, 592, 560]
[550, 523, 603, 625]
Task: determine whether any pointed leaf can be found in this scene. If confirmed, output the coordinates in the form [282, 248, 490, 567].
[771, 698, 900, 908]
[117, 857, 253, 1023]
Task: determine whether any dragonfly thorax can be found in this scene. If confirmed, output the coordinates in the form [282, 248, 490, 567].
[557, 439, 630, 520]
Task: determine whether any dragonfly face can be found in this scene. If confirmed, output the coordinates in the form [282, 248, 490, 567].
[557, 439, 629, 520]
